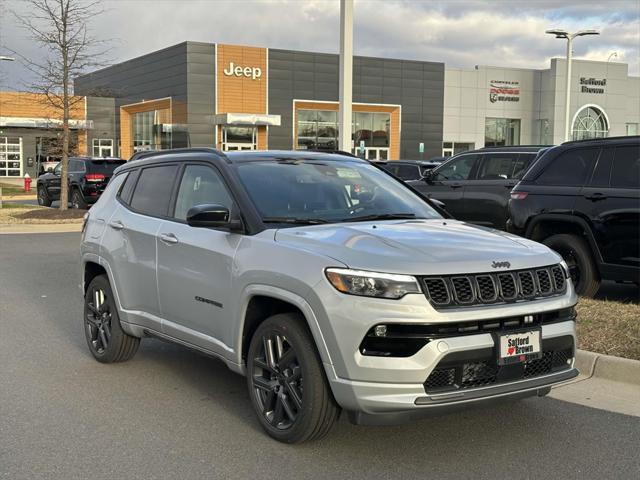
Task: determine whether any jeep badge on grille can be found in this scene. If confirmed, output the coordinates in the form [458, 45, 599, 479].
[491, 261, 511, 269]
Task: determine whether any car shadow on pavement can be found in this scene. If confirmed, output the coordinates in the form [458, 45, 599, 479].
[594, 280, 640, 305]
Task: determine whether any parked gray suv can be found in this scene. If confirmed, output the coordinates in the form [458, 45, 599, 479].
[80, 149, 579, 443]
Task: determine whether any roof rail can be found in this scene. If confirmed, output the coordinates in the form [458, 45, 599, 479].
[561, 135, 639, 145]
[479, 145, 552, 149]
[128, 147, 224, 162]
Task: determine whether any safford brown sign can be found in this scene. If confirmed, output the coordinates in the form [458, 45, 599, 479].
[489, 80, 520, 103]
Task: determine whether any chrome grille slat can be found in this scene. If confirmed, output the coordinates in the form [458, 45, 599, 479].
[420, 264, 566, 309]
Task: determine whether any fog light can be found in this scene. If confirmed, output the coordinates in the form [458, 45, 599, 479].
[374, 325, 387, 337]
[524, 315, 534, 324]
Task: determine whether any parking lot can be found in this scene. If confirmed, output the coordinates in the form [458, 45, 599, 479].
[1, 232, 639, 479]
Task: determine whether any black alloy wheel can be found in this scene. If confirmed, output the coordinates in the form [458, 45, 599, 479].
[85, 285, 112, 356]
[543, 234, 600, 297]
[83, 275, 140, 363]
[37, 185, 51, 207]
[252, 331, 303, 430]
[246, 313, 339, 443]
[71, 189, 87, 209]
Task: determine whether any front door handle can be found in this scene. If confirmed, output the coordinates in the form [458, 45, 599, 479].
[584, 193, 607, 201]
[450, 184, 463, 189]
[159, 233, 179, 245]
[108, 220, 124, 230]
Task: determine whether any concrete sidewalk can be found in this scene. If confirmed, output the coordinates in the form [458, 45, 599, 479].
[549, 350, 640, 417]
[0, 223, 82, 234]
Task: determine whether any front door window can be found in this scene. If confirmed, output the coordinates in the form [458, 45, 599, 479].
[222, 126, 257, 151]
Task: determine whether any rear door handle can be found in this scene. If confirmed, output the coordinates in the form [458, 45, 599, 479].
[584, 193, 607, 201]
[450, 184, 463, 189]
[108, 220, 124, 230]
[159, 233, 179, 245]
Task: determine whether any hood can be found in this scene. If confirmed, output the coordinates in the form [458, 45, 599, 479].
[274, 219, 560, 275]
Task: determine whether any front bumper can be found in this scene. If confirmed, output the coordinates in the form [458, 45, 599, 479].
[326, 319, 577, 422]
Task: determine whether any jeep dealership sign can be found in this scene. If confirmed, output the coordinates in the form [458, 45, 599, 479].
[489, 80, 520, 103]
[223, 62, 262, 80]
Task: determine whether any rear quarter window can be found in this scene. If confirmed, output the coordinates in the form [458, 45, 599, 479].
[535, 148, 599, 186]
[610, 145, 640, 189]
[130, 165, 179, 217]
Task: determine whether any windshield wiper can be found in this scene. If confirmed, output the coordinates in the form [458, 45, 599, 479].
[262, 216, 330, 225]
[341, 213, 418, 222]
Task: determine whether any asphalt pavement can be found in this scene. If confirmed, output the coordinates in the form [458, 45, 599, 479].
[1, 233, 639, 480]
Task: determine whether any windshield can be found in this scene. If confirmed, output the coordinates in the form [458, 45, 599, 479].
[235, 159, 441, 224]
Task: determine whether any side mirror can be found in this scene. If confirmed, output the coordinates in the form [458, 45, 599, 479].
[186, 204, 242, 231]
[47, 167, 54, 173]
[422, 170, 434, 182]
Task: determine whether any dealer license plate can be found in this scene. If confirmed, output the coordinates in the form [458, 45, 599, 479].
[498, 330, 542, 365]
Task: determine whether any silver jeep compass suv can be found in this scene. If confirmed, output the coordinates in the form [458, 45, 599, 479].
[80, 149, 578, 443]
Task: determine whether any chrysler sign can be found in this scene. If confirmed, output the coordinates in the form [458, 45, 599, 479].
[489, 80, 520, 103]
[223, 62, 262, 80]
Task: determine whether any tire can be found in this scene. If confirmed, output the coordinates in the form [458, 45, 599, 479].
[543, 234, 600, 297]
[84, 274, 140, 363]
[246, 313, 339, 443]
[37, 185, 52, 207]
[71, 188, 88, 209]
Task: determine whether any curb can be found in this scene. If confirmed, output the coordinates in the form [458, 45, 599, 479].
[575, 349, 640, 386]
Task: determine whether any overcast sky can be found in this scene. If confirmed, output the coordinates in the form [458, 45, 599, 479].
[1, 0, 639, 90]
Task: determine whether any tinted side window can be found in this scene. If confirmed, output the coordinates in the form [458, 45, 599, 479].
[589, 148, 614, 187]
[174, 165, 233, 220]
[536, 148, 599, 186]
[130, 165, 178, 217]
[435, 155, 476, 180]
[69, 160, 81, 172]
[611, 145, 640, 188]
[118, 170, 138, 205]
[513, 153, 536, 179]
[477, 153, 518, 180]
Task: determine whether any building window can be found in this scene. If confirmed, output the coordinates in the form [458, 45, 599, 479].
[442, 142, 475, 156]
[295, 109, 390, 160]
[485, 118, 521, 147]
[221, 126, 257, 151]
[571, 106, 608, 141]
[0, 136, 23, 177]
[537, 119, 552, 145]
[626, 123, 638, 136]
[131, 108, 172, 152]
[92, 139, 114, 157]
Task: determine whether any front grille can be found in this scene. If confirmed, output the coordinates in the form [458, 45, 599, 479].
[420, 264, 567, 309]
[424, 348, 573, 393]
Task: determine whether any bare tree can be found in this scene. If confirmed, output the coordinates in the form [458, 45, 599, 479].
[12, 0, 108, 210]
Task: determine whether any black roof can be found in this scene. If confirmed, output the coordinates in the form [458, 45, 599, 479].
[477, 145, 551, 152]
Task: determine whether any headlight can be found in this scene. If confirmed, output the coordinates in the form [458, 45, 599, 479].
[325, 268, 421, 299]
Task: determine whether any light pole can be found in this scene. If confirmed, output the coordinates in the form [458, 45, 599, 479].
[546, 29, 600, 142]
[338, 0, 354, 154]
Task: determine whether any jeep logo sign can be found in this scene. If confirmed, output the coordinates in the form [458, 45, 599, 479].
[223, 62, 262, 80]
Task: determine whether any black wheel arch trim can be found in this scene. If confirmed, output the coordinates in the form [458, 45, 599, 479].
[524, 214, 603, 267]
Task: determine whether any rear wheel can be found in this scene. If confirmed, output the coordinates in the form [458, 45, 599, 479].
[84, 275, 140, 363]
[246, 313, 339, 443]
[543, 234, 600, 297]
[71, 188, 88, 209]
[37, 185, 52, 207]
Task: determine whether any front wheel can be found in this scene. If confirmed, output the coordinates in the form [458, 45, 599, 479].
[84, 275, 140, 363]
[37, 185, 52, 207]
[246, 313, 339, 443]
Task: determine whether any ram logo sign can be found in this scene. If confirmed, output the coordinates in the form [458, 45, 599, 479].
[223, 62, 262, 80]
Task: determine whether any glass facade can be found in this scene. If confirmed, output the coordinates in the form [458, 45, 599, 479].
[131, 108, 188, 153]
[296, 109, 390, 153]
[485, 118, 521, 147]
[0, 136, 22, 177]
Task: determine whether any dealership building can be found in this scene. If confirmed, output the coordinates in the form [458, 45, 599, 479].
[1, 41, 638, 179]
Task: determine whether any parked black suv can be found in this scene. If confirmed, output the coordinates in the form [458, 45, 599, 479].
[408, 146, 548, 229]
[508, 136, 640, 296]
[37, 157, 126, 208]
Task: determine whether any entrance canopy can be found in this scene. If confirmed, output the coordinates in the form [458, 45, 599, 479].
[0, 116, 92, 129]
[214, 113, 281, 126]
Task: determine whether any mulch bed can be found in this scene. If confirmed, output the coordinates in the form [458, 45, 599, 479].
[12, 208, 86, 221]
